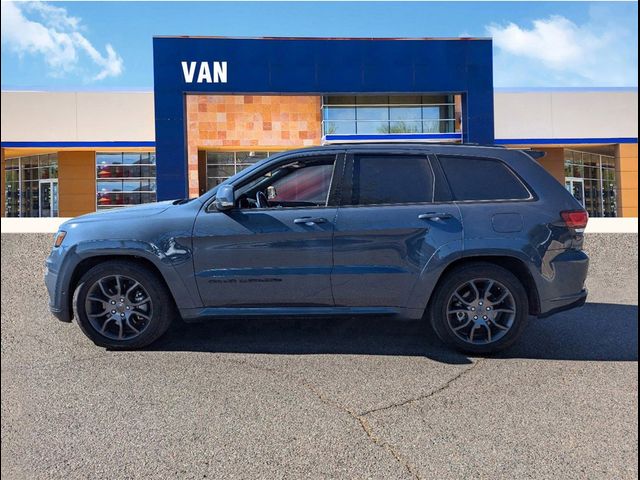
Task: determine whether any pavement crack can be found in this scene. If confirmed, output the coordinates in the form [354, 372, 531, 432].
[214, 355, 420, 479]
[360, 358, 486, 417]
[301, 380, 421, 480]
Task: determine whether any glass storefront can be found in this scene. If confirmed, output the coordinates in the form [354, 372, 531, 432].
[564, 149, 618, 217]
[4, 154, 58, 217]
[322, 95, 459, 136]
[205, 151, 282, 190]
[96, 152, 157, 209]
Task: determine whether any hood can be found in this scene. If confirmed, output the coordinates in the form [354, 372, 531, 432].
[62, 200, 176, 227]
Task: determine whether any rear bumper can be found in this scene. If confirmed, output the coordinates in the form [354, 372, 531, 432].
[538, 288, 588, 318]
[537, 249, 589, 318]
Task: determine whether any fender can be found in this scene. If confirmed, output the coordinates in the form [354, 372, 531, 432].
[406, 239, 545, 315]
[53, 238, 202, 322]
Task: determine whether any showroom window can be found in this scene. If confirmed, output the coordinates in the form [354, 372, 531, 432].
[4, 154, 58, 217]
[205, 151, 282, 190]
[322, 95, 459, 136]
[96, 152, 156, 209]
[564, 149, 618, 217]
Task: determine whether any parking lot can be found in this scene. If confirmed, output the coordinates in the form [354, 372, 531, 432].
[1, 233, 637, 479]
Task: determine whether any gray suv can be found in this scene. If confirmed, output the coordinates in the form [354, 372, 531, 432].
[45, 144, 589, 354]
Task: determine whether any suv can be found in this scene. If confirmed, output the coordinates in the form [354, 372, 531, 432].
[45, 144, 589, 354]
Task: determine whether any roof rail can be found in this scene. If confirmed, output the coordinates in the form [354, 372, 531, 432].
[322, 141, 507, 148]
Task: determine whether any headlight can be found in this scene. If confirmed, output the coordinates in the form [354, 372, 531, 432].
[53, 230, 67, 248]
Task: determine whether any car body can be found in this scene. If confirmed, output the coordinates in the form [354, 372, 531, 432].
[45, 144, 589, 352]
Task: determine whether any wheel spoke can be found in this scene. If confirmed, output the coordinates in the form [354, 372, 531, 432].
[97, 279, 111, 298]
[131, 298, 151, 308]
[114, 275, 122, 296]
[468, 281, 481, 302]
[125, 281, 140, 298]
[100, 317, 114, 333]
[453, 292, 472, 306]
[491, 320, 510, 331]
[493, 308, 515, 314]
[447, 308, 469, 315]
[125, 318, 140, 334]
[87, 296, 107, 305]
[484, 323, 492, 342]
[469, 324, 478, 343]
[133, 311, 151, 321]
[453, 318, 473, 331]
[483, 280, 495, 301]
[117, 319, 124, 339]
[494, 290, 510, 304]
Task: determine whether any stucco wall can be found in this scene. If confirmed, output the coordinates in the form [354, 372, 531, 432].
[0, 91, 155, 142]
[494, 90, 638, 141]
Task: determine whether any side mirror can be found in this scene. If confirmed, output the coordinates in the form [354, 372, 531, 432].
[214, 184, 235, 211]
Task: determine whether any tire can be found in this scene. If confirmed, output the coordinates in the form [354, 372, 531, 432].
[428, 262, 529, 355]
[73, 260, 175, 349]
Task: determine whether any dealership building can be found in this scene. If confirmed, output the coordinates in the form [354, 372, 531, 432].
[1, 37, 637, 219]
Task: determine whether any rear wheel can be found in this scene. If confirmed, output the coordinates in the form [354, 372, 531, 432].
[429, 263, 529, 354]
[73, 261, 174, 349]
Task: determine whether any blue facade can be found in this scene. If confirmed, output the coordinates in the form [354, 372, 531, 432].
[152, 36, 495, 200]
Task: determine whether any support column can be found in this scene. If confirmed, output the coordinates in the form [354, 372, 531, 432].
[616, 144, 638, 218]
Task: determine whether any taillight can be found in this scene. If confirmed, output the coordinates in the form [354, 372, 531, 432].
[561, 210, 589, 230]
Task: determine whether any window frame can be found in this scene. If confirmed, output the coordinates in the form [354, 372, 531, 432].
[340, 151, 439, 208]
[433, 153, 536, 204]
[205, 151, 346, 213]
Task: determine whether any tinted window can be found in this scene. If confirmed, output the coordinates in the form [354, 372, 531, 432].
[350, 155, 433, 205]
[271, 164, 334, 206]
[439, 156, 530, 201]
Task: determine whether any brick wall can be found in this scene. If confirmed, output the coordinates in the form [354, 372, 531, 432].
[185, 95, 322, 197]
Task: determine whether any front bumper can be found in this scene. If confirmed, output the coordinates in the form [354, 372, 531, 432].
[45, 253, 73, 323]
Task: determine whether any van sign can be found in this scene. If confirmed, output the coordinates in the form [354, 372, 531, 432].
[181, 61, 227, 84]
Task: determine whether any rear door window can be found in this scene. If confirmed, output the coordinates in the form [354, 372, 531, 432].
[438, 155, 531, 201]
[347, 154, 434, 206]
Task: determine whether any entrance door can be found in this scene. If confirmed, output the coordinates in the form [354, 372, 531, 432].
[565, 177, 585, 209]
[39, 179, 59, 217]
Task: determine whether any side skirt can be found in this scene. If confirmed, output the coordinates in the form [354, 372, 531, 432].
[179, 306, 423, 322]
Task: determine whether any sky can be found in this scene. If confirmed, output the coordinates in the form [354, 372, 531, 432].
[1, 1, 638, 90]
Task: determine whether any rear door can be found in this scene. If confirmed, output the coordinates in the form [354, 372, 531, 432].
[331, 150, 463, 310]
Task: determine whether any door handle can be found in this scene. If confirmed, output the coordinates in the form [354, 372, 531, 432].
[418, 212, 453, 221]
[294, 217, 327, 225]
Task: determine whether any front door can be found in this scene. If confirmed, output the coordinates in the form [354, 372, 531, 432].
[192, 153, 342, 308]
[332, 152, 463, 309]
[39, 179, 59, 217]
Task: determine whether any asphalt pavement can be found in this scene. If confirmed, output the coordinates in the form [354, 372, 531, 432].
[1, 233, 637, 479]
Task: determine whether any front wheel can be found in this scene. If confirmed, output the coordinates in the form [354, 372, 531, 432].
[428, 263, 529, 354]
[73, 260, 174, 349]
